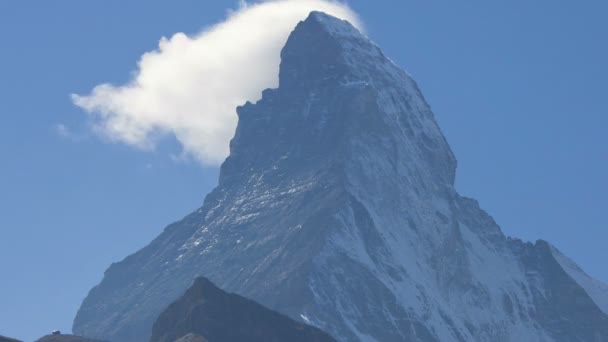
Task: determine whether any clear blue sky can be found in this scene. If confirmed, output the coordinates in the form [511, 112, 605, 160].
[1, 1, 606, 340]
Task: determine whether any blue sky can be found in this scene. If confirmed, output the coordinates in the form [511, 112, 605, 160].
[1, 1, 606, 340]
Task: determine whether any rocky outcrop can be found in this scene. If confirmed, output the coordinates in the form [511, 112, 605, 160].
[0, 335, 23, 342]
[150, 277, 335, 342]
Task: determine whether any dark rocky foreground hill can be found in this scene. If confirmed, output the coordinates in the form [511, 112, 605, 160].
[73, 11, 608, 342]
[0, 335, 22, 342]
[150, 277, 336, 342]
[35, 334, 103, 342]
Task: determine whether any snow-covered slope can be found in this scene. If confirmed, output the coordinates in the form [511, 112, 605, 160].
[73, 12, 608, 342]
[551, 246, 608, 315]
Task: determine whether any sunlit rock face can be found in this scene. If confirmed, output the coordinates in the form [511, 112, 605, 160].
[73, 11, 608, 342]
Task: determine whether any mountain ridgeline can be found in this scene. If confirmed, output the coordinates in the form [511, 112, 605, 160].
[73, 12, 608, 342]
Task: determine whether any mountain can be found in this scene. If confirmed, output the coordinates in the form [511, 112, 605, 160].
[150, 276, 336, 342]
[73, 11, 608, 342]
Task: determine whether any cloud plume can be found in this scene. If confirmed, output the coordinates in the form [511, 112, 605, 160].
[72, 0, 361, 165]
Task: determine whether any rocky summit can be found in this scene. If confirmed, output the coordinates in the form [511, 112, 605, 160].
[73, 11, 608, 342]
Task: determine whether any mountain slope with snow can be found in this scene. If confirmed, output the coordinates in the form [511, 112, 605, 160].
[73, 12, 608, 342]
[550, 246, 608, 315]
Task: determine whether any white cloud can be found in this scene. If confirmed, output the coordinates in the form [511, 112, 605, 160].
[72, 0, 361, 166]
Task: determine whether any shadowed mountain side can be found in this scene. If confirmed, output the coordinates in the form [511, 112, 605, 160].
[0, 335, 23, 342]
[150, 277, 336, 342]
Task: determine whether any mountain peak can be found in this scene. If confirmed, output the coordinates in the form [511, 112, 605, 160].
[75, 11, 608, 342]
[227, 11, 457, 189]
[278, 11, 379, 90]
[305, 11, 363, 39]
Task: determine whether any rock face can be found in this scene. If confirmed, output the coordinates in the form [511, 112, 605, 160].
[150, 277, 336, 342]
[73, 11, 608, 342]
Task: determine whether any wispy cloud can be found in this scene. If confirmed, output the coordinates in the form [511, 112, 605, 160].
[54, 123, 71, 138]
[71, 0, 361, 166]
[54, 123, 86, 141]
